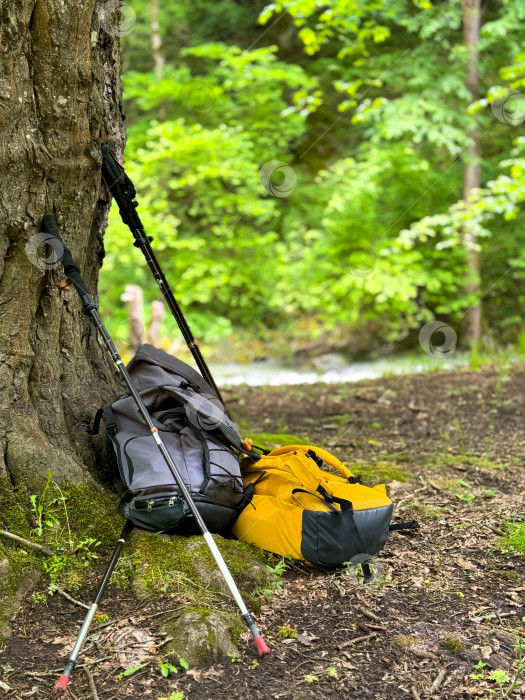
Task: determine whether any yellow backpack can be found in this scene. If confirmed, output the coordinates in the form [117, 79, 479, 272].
[233, 445, 409, 568]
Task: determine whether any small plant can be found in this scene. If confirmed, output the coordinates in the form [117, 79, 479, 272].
[228, 652, 244, 664]
[158, 692, 184, 700]
[251, 660, 259, 669]
[118, 662, 149, 679]
[266, 558, 288, 577]
[31, 591, 47, 604]
[488, 669, 509, 688]
[326, 665, 337, 678]
[30, 470, 60, 536]
[278, 624, 297, 639]
[95, 612, 110, 624]
[305, 675, 319, 683]
[158, 658, 178, 678]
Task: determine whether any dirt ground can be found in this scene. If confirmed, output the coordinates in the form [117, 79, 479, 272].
[1, 365, 524, 699]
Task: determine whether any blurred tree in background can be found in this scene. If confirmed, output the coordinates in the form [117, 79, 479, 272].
[100, 0, 525, 360]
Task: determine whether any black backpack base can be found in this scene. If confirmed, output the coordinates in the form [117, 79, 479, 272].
[120, 495, 240, 535]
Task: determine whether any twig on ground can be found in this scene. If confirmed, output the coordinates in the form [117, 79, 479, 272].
[55, 587, 90, 610]
[156, 636, 174, 649]
[431, 668, 447, 693]
[411, 687, 421, 700]
[83, 667, 99, 700]
[356, 606, 381, 622]
[0, 530, 52, 556]
[339, 632, 377, 648]
[360, 623, 386, 632]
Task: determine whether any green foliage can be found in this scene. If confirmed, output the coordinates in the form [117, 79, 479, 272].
[118, 662, 149, 679]
[278, 624, 297, 639]
[30, 471, 61, 537]
[158, 657, 178, 677]
[98, 0, 525, 353]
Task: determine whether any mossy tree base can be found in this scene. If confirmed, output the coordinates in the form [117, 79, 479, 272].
[161, 609, 242, 666]
[122, 530, 275, 664]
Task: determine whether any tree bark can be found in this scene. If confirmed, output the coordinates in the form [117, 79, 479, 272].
[0, 0, 125, 488]
[461, 0, 482, 346]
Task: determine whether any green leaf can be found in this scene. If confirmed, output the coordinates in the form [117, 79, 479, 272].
[119, 662, 148, 678]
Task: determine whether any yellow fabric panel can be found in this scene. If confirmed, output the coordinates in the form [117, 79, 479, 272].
[242, 452, 322, 493]
[268, 444, 354, 480]
[241, 446, 391, 511]
[232, 495, 304, 560]
[322, 480, 391, 510]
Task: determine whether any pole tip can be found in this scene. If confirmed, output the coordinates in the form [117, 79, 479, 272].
[53, 675, 70, 694]
[254, 635, 270, 657]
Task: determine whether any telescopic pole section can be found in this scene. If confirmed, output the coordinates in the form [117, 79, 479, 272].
[41, 213, 269, 685]
[100, 146, 224, 405]
[53, 521, 133, 694]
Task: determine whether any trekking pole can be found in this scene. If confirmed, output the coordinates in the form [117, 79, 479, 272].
[42, 214, 270, 682]
[53, 520, 133, 693]
[100, 145, 224, 404]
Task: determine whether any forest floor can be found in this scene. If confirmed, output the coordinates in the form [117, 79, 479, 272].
[1, 364, 524, 700]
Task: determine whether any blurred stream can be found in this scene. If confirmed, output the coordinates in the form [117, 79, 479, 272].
[209, 352, 474, 387]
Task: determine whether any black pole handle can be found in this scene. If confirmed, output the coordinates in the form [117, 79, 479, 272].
[41, 213, 96, 313]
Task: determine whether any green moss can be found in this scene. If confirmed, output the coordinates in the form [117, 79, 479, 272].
[126, 532, 274, 617]
[499, 570, 520, 582]
[415, 505, 443, 520]
[350, 461, 412, 484]
[499, 521, 525, 554]
[229, 618, 244, 646]
[432, 453, 506, 473]
[0, 542, 40, 644]
[0, 477, 32, 537]
[393, 635, 417, 647]
[52, 482, 122, 546]
[440, 636, 466, 652]
[247, 434, 310, 451]
[278, 624, 297, 639]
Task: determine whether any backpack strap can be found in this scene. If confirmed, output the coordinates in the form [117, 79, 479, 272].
[269, 445, 355, 481]
[389, 521, 420, 531]
[91, 407, 117, 436]
[291, 488, 339, 512]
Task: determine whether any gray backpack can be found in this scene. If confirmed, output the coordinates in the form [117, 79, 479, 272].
[94, 344, 254, 534]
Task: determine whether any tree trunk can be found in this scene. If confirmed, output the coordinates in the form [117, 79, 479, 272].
[150, 0, 165, 79]
[0, 0, 125, 489]
[461, 0, 482, 346]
